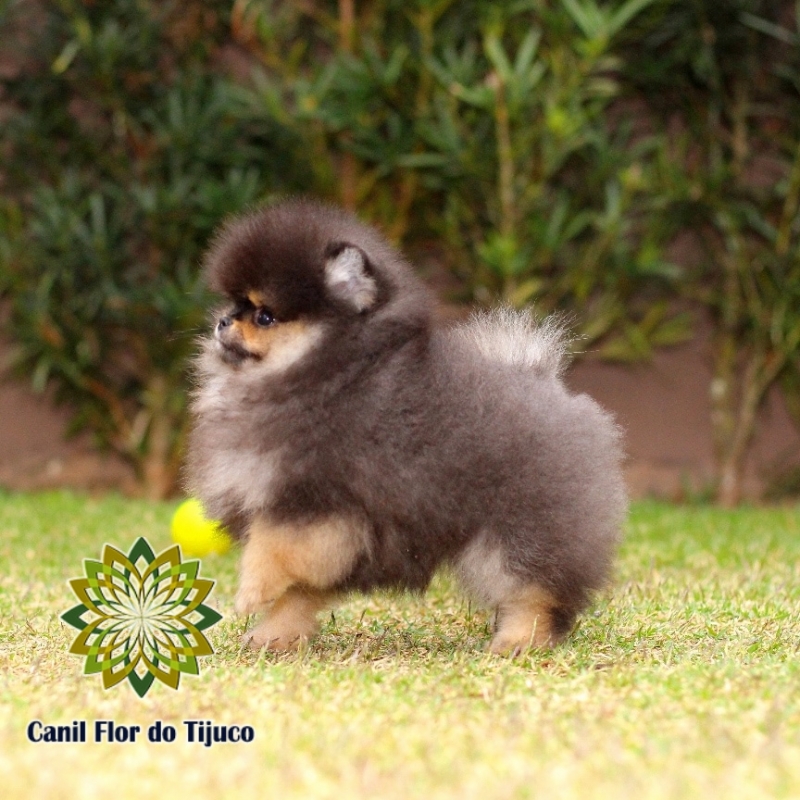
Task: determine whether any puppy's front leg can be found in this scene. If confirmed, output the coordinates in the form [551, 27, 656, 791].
[236, 515, 366, 651]
[243, 587, 333, 651]
[234, 522, 294, 616]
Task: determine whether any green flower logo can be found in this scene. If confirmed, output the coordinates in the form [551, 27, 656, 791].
[61, 537, 222, 698]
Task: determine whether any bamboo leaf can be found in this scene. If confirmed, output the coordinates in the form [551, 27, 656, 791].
[514, 29, 541, 78]
[608, 0, 659, 38]
[484, 34, 513, 84]
[561, 0, 603, 39]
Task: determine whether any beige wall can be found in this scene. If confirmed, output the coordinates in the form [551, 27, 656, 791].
[568, 332, 800, 500]
[1, 335, 798, 499]
[0, 339, 136, 493]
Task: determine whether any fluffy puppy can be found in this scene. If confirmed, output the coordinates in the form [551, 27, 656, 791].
[187, 199, 627, 655]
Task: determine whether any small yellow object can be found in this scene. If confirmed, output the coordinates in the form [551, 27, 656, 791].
[171, 498, 231, 557]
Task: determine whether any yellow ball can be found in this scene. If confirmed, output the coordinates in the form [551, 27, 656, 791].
[171, 498, 231, 557]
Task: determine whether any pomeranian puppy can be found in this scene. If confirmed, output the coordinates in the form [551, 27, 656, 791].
[187, 199, 626, 655]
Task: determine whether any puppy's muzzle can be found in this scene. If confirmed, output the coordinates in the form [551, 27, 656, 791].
[215, 317, 253, 364]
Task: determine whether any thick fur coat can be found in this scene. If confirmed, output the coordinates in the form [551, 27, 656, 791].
[187, 199, 627, 654]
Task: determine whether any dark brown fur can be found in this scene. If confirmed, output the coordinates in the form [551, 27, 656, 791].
[187, 199, 627, 654]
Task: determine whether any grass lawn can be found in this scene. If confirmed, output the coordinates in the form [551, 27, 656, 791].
[0, 491, 798, 799]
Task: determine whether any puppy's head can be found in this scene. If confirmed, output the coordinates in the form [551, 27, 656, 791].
[202, 199, 428, 374]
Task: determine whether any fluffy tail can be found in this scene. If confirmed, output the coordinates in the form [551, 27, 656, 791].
[454, 306, 571, 377]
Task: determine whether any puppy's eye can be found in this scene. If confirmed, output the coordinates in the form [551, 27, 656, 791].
[254, 307, 275, 327]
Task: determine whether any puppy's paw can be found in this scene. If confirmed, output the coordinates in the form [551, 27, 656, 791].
[241, 615, 319, 652]
[241, 626, 306, 652]
[487, 632, 550, 657]
[487, 634, 521, 657]
[240, 588, 328, 651]
[490, 588, 560, 656]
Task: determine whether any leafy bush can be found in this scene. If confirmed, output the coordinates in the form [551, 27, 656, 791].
[620, 0, 800, 504]
[2, 0, 799, 502]
[0, 0, 308, 497]
[240, 0, 688, 357]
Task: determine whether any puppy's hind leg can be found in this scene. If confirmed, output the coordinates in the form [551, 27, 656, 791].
[489, 585, 564, 656]
[455, 536, 571, 656]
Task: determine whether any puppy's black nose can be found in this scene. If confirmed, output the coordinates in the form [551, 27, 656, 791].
[217, 315, 233, 332]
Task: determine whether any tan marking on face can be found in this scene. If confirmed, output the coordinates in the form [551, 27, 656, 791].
[489, 585, 558, 655]
[225, 317, 323, 371]
[247, 290, 269, 308]
[233, 317, 302, 358]
[235, 515, 367, 616]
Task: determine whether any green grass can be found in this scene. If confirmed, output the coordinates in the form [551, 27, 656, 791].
[1, 492, 798, 799]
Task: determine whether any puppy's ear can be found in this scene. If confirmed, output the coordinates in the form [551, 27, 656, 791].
[324, 243, 378, 313]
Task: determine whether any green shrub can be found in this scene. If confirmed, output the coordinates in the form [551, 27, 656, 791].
[242, 0, 688, 357]
[2, 0, 799, 503]
[620, 0, 800, 505]
[0, 0, 308, 497]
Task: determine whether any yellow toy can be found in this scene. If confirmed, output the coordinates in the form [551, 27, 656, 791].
[171, 498, 232, 557]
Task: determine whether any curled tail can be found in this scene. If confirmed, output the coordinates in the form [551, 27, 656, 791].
[454, 306, 572, 377]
